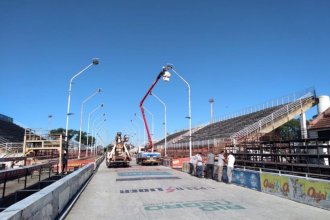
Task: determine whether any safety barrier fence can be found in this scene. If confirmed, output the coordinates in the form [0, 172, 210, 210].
[0, 161, 58, 200]
[181, 162, 330, 210]
[0, 155, 104, 219]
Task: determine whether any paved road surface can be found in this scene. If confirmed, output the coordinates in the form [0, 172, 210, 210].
[67, 160, 330, 220]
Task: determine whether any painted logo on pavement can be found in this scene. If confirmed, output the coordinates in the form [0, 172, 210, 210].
[143, 199, 246, 212]
[120, 186, 215, 194]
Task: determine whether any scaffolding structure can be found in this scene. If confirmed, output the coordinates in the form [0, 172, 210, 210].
[226, 137, 330, 177]
[23, 129, 65, 172]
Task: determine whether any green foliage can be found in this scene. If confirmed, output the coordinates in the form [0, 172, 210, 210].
[50, 128, 95, 145]
[274, 119, 301, 140]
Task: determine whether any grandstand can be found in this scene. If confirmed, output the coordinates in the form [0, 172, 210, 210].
[0, 115, 26, 168]
[154, 88, 319, 157]
[0, 118, 25, 143]
[155, 129, 189, 146]
[179, 105, 284, 142]
[153, 88, 330, 176]
[155, 89, 315, 148]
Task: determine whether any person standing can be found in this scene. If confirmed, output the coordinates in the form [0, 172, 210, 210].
[189, 155, 197, 175]
[62, 152, 68, 174]
[217, 151, 225, 182]
[227, 152, 235, 183]
[196, 152, 203, 178]
[206, 151, 215, 179]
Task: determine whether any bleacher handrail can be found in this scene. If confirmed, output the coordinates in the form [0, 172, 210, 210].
[230, 90, 316, 140]
[215, 87, 315, 123]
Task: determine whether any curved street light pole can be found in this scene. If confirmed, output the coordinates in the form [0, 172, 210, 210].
[91, 113, 106, 154]
[78, 88, 102, 159]
[209, 98, 214, 124]
[48, 115, 53, 135]
[96, 125, 106, 145]
[86, 103, 104, 156]
[94, 119, 106, 155]
[130, 120, 139, 148]
[135, 113, 146, 150]
[150, 92, 167, 157]
[171, 68, 192, 158]
[65, 58, 99, 143]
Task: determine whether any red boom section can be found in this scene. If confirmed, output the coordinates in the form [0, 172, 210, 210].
[139, 69, 166, 151]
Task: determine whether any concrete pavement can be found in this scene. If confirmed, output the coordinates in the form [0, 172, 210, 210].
[66, 160, 330, 220]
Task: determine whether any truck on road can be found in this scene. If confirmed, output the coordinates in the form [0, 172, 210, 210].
[106, 132, 131, 167]
[136, 151, 161, 165]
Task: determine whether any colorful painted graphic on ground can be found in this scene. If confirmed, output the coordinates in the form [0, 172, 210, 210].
[117, 171, 172, 176]
[260, 173, 290, 198]
[143, 199, 246, 212]
[233, 170, 261, 191]
[120, 186, 215, 194]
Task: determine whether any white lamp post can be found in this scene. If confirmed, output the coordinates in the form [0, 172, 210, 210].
[165, 65, 192, 158]
[130, 120, 139, 148]
[150, 92, 167, 157]
[93, 119, 106, 155]
[86, 103, 104, 156]
[65, 58, 99, 143]
[135, 113, 146, 149]
[48, 115, 53, 135]
[91, 113, 106, 154]
[78, 88, 102, 159]
[209, 98, 214, 124]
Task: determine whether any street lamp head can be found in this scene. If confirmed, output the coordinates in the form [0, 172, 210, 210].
[209, 98, 214, 103]
[92, 58, 99, 65]
[163, 64, 173, 71]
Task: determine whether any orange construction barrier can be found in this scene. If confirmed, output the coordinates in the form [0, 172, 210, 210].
[171, 157, 190, 169]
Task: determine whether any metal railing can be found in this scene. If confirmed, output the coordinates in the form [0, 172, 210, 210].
[216, 87, 315, 122]
[0, 137, 9, 146]
[230, 90, 316, 141]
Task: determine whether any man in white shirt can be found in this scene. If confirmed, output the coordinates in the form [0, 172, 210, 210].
[217, 151, 225, 182]
[227, 152, 235, 183]
[206, 152, 215, 179]
[196, 153, 203, 177]
[189, 155, 197, 175]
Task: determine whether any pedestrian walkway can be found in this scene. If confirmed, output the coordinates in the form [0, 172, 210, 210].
[67, 161, 330, 220]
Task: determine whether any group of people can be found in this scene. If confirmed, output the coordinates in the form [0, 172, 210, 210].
[188, 151, 235, 183]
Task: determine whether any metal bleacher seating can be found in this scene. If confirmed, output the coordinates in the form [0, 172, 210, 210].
[177, 105, 285, 143]
[0, 119, 25, 143]
[154, 129, 189, 146]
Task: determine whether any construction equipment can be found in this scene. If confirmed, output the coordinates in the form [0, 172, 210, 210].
[136, 151, 161, 165]
[106, 132, 131, 167]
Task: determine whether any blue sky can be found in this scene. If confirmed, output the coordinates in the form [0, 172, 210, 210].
[0, 0, 329, 145]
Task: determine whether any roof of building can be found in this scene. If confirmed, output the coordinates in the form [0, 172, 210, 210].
[309, 107, 330, 130]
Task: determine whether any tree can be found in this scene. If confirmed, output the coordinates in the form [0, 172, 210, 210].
[274, 119, 301, 140]
[50, 128, 95, 145]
